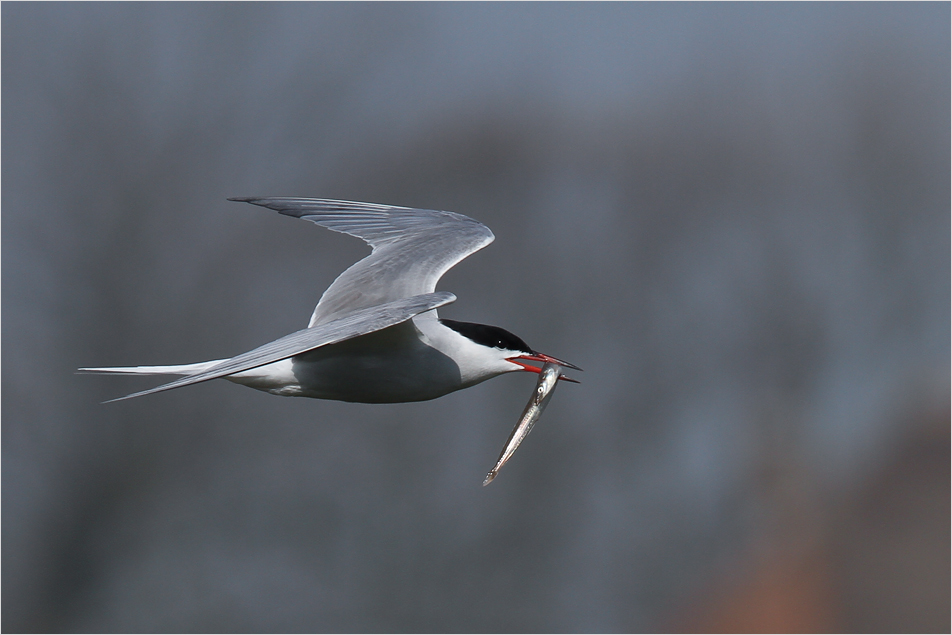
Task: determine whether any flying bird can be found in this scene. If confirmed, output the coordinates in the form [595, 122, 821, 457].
[80, 198, 580, 409]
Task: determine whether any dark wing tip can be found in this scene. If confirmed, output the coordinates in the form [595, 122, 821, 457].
[227, 197, 304, 219]
[227, 197, 325, 220]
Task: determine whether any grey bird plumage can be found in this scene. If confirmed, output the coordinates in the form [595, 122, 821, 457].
[80, 197, 579, 481]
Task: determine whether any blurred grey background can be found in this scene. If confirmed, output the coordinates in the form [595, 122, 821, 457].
[3, 3, 949, 633]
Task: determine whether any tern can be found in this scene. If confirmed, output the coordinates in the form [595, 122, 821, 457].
[80, 198, 580, 406]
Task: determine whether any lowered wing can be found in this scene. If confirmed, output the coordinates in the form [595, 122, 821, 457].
[229, 198, 494, 326]
[104, 292, 456, 403]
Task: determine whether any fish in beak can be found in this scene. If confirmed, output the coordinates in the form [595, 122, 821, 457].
[484, 359, 578, 485]
[508, 352, 582, 383]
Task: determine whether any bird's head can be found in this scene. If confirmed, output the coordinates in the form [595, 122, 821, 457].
[439, 319, 581, 383]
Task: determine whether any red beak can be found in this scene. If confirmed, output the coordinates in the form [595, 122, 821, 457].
[509, 353, 582, 382]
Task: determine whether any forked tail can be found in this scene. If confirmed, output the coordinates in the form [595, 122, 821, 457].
[77, 360, 225, 376]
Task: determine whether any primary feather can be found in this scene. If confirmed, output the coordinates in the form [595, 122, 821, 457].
[228, 198, 494, 326]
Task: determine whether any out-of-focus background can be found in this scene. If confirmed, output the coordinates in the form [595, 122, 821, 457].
[3, 3, 948, 632]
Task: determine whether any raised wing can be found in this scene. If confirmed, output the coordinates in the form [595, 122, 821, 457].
[105, 292, 456, 402]
[229, 198, 494, 326]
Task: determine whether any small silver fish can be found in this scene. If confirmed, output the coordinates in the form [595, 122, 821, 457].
[483, 361, 563, 486]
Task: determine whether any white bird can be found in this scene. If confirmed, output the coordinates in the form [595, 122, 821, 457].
[80, 198, 580, 406]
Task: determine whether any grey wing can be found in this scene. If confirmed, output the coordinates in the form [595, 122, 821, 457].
[229, 197, 494, 326]
[105, 292, 456, 403]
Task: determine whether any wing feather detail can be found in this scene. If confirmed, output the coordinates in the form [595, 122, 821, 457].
[229, 198, 494, 325]
[105, 292, 456, 402]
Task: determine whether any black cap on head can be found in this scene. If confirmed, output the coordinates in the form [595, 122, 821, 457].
[440, 319, 534, 354]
